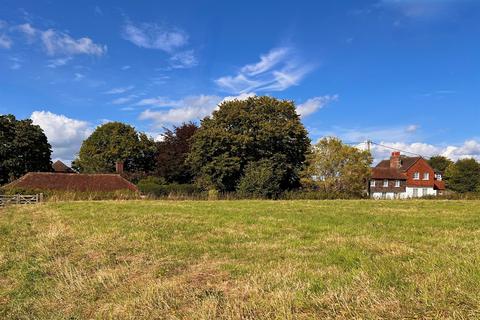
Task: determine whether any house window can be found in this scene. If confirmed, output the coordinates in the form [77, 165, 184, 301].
[383, 179, 388, 187]
[413, 188, 418, 197]
[370, 180, 376, 187]
[422, 188, 428, 196]
[413, 172, 420, 180]
[436, 174, 442, 181]
[423, 173, 429, 180]
[395, 180, 401, 187]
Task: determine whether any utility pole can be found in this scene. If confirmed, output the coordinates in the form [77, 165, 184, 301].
[366, 140, 371, 152]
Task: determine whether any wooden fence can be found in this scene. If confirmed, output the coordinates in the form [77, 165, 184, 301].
[0, 194, 43, 207]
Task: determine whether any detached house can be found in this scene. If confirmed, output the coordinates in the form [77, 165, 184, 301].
[370, 152, 445, 199]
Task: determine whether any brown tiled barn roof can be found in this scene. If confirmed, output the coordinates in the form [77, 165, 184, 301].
[52, 160, 75, 173]
[371, 168, 407, 180]
[3, 172, 138, 192]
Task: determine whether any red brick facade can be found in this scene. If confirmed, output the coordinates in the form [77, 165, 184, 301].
[404, 158, 436, 188]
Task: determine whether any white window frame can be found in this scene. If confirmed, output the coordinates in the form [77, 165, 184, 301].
[383, 179, 389, 187]
[395, 180, 401, 187]
[413, 172, 420, 180]
[370, 180, 376, 187]
[422, 188, 428, 196]
[423, 173, 429, 180]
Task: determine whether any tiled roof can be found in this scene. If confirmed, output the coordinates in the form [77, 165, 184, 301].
[434, 180, 446, 190]
[376, 156, 421, 172]
[371, 168, 407, 180]
[3, 172, 138, 192]
[52, 160, 75, 173]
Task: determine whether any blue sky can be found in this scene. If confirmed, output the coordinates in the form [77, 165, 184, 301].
[1, 0, 479, 163]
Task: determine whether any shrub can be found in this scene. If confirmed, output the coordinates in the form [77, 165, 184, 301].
[137, 176, 201, 198]
[237, 159, 283, 199]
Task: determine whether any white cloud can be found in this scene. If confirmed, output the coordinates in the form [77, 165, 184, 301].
[9, 57, 22, 70]
[122, 21, 188, 53]
[324, 125, 422, 144]
[31, 111, 92, 163]
[169, 50, 198, 68]
[111, 95, 138, 105]
[378, 0, 471, 20]
[74, 73, 85, 81]
[16, 23, 106, 57]
[241, 47, 289, 76]
[297, 95, 338, 117]
[362, 140, 480, 164]
[215, 47, 314, 94]
[138, 93, 255, 127]
[121, 65, 131, 70]
[405, 124, 419, 133]
[46, 57, 72, 68]
[104, 86, 134, 95]
[0, 34, 12, 49]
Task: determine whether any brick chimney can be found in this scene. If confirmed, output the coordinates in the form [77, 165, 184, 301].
[115, 161, 124, 174]
[390, 152, 401, 169]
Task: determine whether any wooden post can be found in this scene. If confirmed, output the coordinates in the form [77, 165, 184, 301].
[16, 194, 19, 205]
[39, 193, 44, 203]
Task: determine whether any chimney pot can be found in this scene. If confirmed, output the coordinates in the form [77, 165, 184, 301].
[390, 152, 401, 169]
[115, 161, 124, 174]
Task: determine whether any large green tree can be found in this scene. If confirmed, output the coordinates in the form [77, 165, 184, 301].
[155, 122, 198, 183]
[73, 122, 156, 174]
[302, 137, 372, 197]
[0, 114, 52, 185]
[444, 158, 480, 193]
[428, 155, 453, 175]
[187, 96, 310, 191]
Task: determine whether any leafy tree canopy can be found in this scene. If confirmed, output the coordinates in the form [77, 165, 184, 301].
[428, 155, 453, 174]
[73, 122, 156, 174]
[302, 137, 372, 197]
[187, 96, 310, 191]
[444, 158, 480, 193]
[0, 114, 52, 185]
[155, 122, 198, 183]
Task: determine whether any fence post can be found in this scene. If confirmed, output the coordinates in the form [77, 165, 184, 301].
[39, 193, 43, 203]
[16, 194, 19, 205]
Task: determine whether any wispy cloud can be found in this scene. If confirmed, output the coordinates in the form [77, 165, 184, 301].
[15, 23, 106, 57]
[111, 94, 138, 105]
[46, 56, 73, 68]
[0, 20, 12, 48]
[121, 65, 131, 70]
[104, 86, 135, 95]
[9, 56, 22, 70]
[296, 95, 338, 117]
[0, 34, 12, 49]
[169, 50, 198, 68]
[74, 73, 85, 81]
[378, 0, 474, 20]
[138, 93, 256, 127]
[121, 20, 197, 69]
[215, 47, 314, 94]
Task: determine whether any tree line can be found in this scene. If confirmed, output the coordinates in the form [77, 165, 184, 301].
[2, 96, 480, 197]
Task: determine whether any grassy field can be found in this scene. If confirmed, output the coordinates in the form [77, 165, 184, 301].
[1, 200, 480, 319]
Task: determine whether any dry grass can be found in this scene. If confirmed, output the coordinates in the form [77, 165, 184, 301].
[1, 200, 480, 319]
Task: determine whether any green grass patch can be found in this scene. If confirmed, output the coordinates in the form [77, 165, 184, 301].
[1, 200, 480, 319]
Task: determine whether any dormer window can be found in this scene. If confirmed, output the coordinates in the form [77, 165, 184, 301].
[413, 172, 420, 180]
[423, 173, 429, 180]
